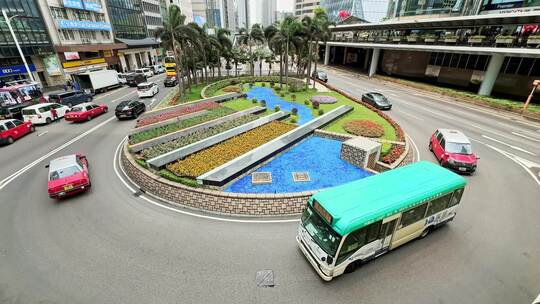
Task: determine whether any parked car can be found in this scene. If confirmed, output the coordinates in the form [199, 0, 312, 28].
[361, 92, 392, 110]
[126, 73, 147, 87]
[64, 102, 108, 122]
[47, 154, 91, 199]
[152, 65, 165, 74]
[0, 119, 34, 145]
[0, 103, 29, 120]
[117, 72, 128, 85]
[429, 129, 478, 174]
[48, 91, 92, 107]
[164, 76, 178, 87]
[312, 70, 328, 82]
[135, 68, 154, 78]
[137, 82, 159, 98]
[22, 103, 69, 124]
[115, 100, 146, 119]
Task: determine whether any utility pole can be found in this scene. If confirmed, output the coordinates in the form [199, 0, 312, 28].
[2, 9, 35, 82]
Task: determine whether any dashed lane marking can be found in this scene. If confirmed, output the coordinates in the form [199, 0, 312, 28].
[481, 135, 537, 156]
[37, 131, 48, 137]
[397, 110, 424, 121]
[511, 132, 540, 143]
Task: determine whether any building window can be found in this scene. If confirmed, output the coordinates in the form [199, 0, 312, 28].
[76, 11, 92, 21]
[80, 30, 96, 41]
[59, 29, 75, 40]
[95, 13, 106, 22]
[101, 30, 111, 40]
[51, 7, 67, 19]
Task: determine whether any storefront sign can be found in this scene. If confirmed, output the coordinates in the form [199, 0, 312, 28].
[64, 51, 80, 60]
[57, 19, 111, 31]
[43, 55, 62, 76]
[63, 0, 84, 9]
[103, 50, 113, 57]
[0, 64, 36, 77]
[83, 1, 102, 11]
[62, 58, 106, 68]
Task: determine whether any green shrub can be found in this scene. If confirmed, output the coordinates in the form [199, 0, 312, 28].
[275, 86, 282, 91]
[230, 79, 239, 85]
[280, 93, 285, 98]
[252, 98, 258, 103]
[290, 117, 297, 124]
[291, 94, 296, 100]
[274, 105, 280, 112]
[318, 109, 324, 115]
[249, 83, 253, 88]
[291, 108, 298, 115]
[261, 100, 267, 107]
[158, 169, 200, 187]
[304, 99, 310, 105]
[261, 82, 266, 87]
[135, 158, 147, 168]
[312, 101, 320, 109]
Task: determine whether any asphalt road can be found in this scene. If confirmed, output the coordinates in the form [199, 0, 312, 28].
[0, 70, 539, 304]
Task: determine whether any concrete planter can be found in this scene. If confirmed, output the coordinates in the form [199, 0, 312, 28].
[468, 38, 484, 44]
[392, 37, 402, 42]
[406, 37, 419, 42]
[444, 38, 457, 43]
[496, 38, 514, 44]
[527, 38, 540, 45]
[424, 38, 437, 43]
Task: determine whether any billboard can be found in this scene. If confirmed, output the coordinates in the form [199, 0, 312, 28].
[43, 55, 62, 76]
[64, 52, 80, 60]
[480, 0, 540, 13]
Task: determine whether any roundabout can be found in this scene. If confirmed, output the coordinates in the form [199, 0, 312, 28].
[0, 70, 539, 303]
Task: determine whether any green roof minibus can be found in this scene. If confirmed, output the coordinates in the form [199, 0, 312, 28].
[297, 161, 467, 281]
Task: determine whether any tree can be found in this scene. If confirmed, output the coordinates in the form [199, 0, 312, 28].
[274, 17, 303, 92]
[238, 24, 265, 76]
[311, 9, 333, 89]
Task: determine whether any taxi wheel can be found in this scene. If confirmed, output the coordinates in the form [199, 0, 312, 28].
[87, 115, 92, 121]
[103, 107, 108, 113]
[45, 117, 52, 124]
[7, 136, 14, 145]
[30, 126, 35, 132]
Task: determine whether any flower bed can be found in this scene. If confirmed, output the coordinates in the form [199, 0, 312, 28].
[136, 100, 219, 127]
[343, 120, 385, 138]
[222, 85, 242, 93]
[202, 76, 306, 98]
[381, 144, 404, 164]
[167, 121, 295, 178]
[139, 114, 260, 160]
[311, 95, 337, 104]
[129, 107, 235, 145]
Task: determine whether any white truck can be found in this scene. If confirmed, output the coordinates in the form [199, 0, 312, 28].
[72, 70, 122, 95]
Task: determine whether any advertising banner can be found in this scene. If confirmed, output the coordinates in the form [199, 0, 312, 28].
[43, 55, 62, 76]
[63, 0, 84, 9]
[64, 52, 80, 60]
[83, 1, 102, 11]
[479, 0, 540, 12]
[0, 64, 36, 77]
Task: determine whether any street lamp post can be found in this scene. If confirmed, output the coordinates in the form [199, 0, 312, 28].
[522, 79, 539, 115]
[2, 9, 35, 82]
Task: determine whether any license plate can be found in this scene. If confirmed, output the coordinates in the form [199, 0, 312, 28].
[64, 184, 74, 191]
[458, 167, 467, 172]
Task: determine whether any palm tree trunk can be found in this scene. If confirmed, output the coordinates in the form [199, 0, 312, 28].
[171, 31, 183, 98]
[285, 36, 289, 92]
[306, 40, 312, 90]
[217, 51, 222, 78]
[279, 52, 283, 90]
[313, 40, 320, 89]
[268, 61, 272, 76]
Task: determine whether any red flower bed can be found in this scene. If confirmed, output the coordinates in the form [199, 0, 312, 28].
[381, 144, 404, 164]
[136, 101, 219, 127]
[344, 120, 385, 138]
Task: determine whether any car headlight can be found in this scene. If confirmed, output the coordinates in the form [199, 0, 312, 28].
[448, 158, 456, 165]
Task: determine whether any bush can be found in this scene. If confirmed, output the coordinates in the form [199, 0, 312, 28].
[381, 144, 404, 164]
[343, 120, 385, 138]
[230, 79, 239, 85]
[252, 98, 258, 103]
[158, 170, 200, 187]
[290, 117, 297, 124]
[280, 93, 285, 98]
[304, 99, 310, 105]
[275, 86, 282, 91]
[291, 108, 298, 115]
[289, 81, 304, 92]
[167, 121, 295, 177]
[249, 83, 253, 88]
[274, 105, 280, 112]
[261, 82, 266, 87]
[291, 94, 296, 100]
[312, 101, 320, 109]
[318, 109, 324, 116]
[260, 100, 267, 107]
[222, 85, 242, 93]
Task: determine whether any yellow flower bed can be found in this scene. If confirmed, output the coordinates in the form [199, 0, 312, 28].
[167, 121, 295, 178]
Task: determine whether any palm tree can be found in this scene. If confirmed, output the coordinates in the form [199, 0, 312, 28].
[275, 16, 303, 92]
[215, 28, 232, 78]
[238, 24, 265, 76]
[188, 22, 210, 84]
[311, 8, 333, 89]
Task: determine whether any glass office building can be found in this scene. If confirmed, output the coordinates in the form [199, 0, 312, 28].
[106, 0, 147, 39]
[386, 0, 473, 18]
[321, 0, 389, 23]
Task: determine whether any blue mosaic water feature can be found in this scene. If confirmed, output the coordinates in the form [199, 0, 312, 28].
[246, 87, 313, 125]
[225, 136, 373, 193]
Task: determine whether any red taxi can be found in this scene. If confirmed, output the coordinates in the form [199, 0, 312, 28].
[64, 102, 108, 122]
[47, 154, 91, 198]
[0, 119, 34, 145]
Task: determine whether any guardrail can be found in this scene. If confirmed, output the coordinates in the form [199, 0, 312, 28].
[129, 106, 266, 153]
[198, 105, 353, 187]
[147, 110, 290, 170]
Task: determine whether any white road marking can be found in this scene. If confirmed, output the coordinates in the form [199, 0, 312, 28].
[0, 116, 116, 191]
[470, 123, 521, 142]
[149, 98, 155, 107]
[511, 132, 540, 143]
[406, 133, 421, 162]
[470, 137, 540, 187]
[481, 135, 537, 156]
[37, 131, 48, 137]
[397, 110, 424, 121]
[113, 138, 300, 224]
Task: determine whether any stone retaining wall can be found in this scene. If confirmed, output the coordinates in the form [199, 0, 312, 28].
[122, 144, 312, 216]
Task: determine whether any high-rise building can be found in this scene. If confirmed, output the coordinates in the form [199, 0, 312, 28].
[192, 0, 208, 25]
[36, 0, 126, 84]
[321, 0, 388, 23]
[261, 0, 277, 26]
[221, 0, 237, 29]
[237, 0, 249, 28]
[142, 0, 164, 37]
[0, 0, 57, 87]
[295, 0, 320, 17]
[106, 0, 147, 39]
[275, 11, 294, 23]
[385, 0, 478, 20]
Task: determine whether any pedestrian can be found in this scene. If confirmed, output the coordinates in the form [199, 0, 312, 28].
[67, 79, 72, 90]
[63, 83, 68, 91]
[51, 106, 58, 122]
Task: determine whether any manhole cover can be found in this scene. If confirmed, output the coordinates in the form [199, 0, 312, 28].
[292, 172, 310, 182]
[256, 270, 275, 288]
[252, 172, 272, 184]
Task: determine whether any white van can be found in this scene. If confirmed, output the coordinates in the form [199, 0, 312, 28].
[137, 82, 159, 98]
[135, 68, 154, 78]
[21, 103, 70, 124]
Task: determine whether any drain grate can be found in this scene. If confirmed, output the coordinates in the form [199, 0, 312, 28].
[256, 270, 275, 288]
[252, 172, 272, 184]
[292, 172, 310, 182]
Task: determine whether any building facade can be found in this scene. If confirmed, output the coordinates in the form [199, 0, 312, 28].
[0, 0, 57, 87]
[36, 0, 125, 83]
[385, 0, 479, 20]
[142, 0, 164, 37]
[260, 0, 277, 26]
[321, 0, 388, 23]
[295, 0, 320, 17]
[106, 0, 147, 39]
[221, 0, 237, 30]
[237, 0, 249, 28]
[165, 0, 194, 23]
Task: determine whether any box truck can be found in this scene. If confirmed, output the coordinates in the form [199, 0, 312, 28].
[72, 70, 122, 95]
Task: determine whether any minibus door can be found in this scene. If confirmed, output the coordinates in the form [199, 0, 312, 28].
[375, 217, 398, 257]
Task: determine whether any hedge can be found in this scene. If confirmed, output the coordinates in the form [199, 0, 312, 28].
[201, 76, 306, 98]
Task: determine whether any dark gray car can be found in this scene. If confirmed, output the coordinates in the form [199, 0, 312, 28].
[361, 92, 392, 110]
[312, 70, 328, 82]
[48, 91, 92, 108]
